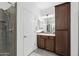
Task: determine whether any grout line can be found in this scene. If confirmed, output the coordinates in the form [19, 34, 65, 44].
[27, 49, 37, 56]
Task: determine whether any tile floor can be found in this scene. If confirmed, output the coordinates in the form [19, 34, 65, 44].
[29, 48, 58, 56]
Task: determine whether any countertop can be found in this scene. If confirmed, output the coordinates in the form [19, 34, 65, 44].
[37, 32, 55, 36]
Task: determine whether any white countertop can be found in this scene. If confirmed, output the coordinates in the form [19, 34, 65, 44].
[37, 33, 55, 36]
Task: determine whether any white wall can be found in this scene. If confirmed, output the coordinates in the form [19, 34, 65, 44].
[71, 2, 78, 56]
[17, 3, 24, 56]
[40, 7, 54, 16]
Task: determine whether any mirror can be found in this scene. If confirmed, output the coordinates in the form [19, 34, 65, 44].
[36, 7, 55, 34]
[37, 14, 55, 34]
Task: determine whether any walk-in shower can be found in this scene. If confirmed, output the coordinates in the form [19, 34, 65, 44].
[0, 2, 16, 56]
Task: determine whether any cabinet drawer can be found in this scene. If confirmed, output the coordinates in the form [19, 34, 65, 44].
[40, 35, 48, 39]
[49, 36, 55, 40]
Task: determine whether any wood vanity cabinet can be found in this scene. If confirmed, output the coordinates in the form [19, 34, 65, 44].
[37, 35, 47, 49]
[37, 35, 55, 52]
[45, 36, 55, 51]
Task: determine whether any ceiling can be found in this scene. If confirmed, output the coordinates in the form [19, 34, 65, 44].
[35, 2, 64, 10]
[0, 2, 15, 10]
[0, 2, 64, 11]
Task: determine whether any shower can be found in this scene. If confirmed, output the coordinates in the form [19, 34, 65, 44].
[0, 2, 16, 56]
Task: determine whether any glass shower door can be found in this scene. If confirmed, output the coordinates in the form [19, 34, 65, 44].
[0, 3, 17, 56]
[0, 9, 10, 56]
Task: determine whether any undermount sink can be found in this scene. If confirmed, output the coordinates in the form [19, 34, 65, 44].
[40, 31, 55, 34]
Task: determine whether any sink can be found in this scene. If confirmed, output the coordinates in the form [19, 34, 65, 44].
[40, 31, 55, 34]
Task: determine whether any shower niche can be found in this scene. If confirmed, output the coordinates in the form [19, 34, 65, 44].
[0, 3, 16, 56]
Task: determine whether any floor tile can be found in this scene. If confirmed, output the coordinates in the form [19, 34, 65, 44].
[29, 48, 58, 56]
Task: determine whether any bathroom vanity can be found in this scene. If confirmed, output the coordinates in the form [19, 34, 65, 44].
[36, 7, 55, 52]
[37, 33, 55, 52]
[37, 2, 70, 56]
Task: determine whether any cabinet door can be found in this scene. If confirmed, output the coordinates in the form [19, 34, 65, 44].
[55, 3, 70, 30]
[55, 31, 69, 55]
[37, 35, 45, 49]
[45, 38, 54, 51]
[55, 2, 70, 56]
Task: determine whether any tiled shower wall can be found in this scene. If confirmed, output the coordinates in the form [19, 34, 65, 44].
[0, 3, 16, 56]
